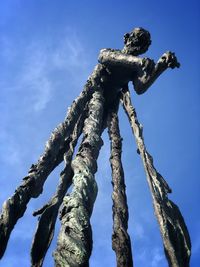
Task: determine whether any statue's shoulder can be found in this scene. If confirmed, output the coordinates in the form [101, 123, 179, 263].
[98, 48, 123, 64]
[99, 48, 121, 54]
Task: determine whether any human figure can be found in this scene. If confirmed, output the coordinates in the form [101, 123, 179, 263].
[98, 27, 179, 97]
[0, 28, 188, 267]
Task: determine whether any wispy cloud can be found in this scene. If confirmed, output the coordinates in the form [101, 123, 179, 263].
[52, 31, 88, 70]
[20, 46, 53, 111]
[1, 28, 90, 112]
[151, 247, 165, 267]
[136, 247, 166, 267]
[133, 222, 145, 239]
[0, 130, 22, 166]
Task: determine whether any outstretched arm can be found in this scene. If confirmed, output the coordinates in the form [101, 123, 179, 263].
[98, 49, 180, 95]
[132, 51, 180, 94]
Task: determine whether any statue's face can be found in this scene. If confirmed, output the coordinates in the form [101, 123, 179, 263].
[123, 27, 151, 56]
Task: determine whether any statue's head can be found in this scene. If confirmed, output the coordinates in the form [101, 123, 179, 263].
[122, 27, 151, 56]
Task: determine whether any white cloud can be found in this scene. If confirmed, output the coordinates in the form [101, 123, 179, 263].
[151, 247, 165, 267]
[0, 130, 22, 166]
[136, 247, 166, 267]
[133, 222, 145, 239]
[21, 53, 52, 111]
[53, 33, 87, 69]
[137, 248, 147, 262]
[1, 28, 90, 112]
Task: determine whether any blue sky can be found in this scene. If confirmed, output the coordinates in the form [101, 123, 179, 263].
[0, 0, 199, 266]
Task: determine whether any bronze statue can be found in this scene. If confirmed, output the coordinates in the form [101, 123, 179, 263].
[0, 28, 191, 267]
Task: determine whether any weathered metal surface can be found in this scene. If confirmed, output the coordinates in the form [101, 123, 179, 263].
[107, 100, 133, 267]
[121, 88, 191, 267]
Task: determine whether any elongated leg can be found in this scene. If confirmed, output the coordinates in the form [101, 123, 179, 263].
[54, 87, 104, 267]
[107, 100, 133, 267]
[0, 64, 105, 259]
[31, 108, 87, 267]
[0, 90, 88, 259]
[121, 88, 191, 267]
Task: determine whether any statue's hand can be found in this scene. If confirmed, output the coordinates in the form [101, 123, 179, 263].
[159, 51, 180, 69]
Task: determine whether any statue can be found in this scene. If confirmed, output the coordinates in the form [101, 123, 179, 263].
[0, 28, 191, 267]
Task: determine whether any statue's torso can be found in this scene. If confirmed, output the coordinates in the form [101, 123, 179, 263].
[97, 63, 136, 110]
